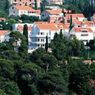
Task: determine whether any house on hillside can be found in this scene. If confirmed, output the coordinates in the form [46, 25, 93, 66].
[70, 27, 94, 45]
[41, 9, 63, 22]
[29, 22, 60, 49]
[9, 5, 40, 17]
[9, 0, 41, 8]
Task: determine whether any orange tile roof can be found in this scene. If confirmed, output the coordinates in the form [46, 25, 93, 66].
[82, 21, 94, 26]
[74, 27, 93, 32]
[73, 20, 82, 26]
[35, 22, 58, 31]
[0, 30, 9, 36]
[66, 14, 84, 19]
[63, 23, 70, 29]
[47, 9, 62, 15]
[16, 5, 33, 11]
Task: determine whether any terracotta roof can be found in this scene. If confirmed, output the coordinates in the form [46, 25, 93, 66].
[47, 9, 62, 15]
[35, 22, 58, 31]
[66, 14, 84, 19]
[63, 23, 70, 29]
[74, 27, 93, 32]
[82, 21, 94, 26]
[17, 25, 32, 32]
[16, 5, 33, 11]
[0, 30, 9, 36]
[0, 18, 6, 21]
[73, 20, 82, 26]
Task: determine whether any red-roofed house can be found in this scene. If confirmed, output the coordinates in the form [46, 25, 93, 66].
[30, 22, 60, 49]
[41, 9, 63, 22]
[9, 0, 41, 8]
[70, 27, 94, 45]
[9, 5, 40, 17]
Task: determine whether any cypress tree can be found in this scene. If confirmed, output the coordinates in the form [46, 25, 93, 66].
[45, 35, 48, 52]
[40, 0, 46, 13]
[23, 24, 28, 45]
[34, 0, 37, 10]
[69, 15, 74, 32]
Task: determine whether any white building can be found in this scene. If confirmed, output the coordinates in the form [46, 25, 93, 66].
[70, 27, 94, 45]
[29, 22, 60, 50]
[9, 5, 40, 17]
[9, 0, 41, 8]
[41, 9, 63, 22]
[12, 23, 33, 33]
[47, 0, 63, 5]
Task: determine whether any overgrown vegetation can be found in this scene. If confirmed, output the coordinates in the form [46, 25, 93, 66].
[0, 31, 94, 95]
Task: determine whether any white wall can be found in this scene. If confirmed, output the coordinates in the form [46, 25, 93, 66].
[29, 24, 58, 49]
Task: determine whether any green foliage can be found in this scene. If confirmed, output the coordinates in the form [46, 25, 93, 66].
[69, 37, 85, 56]
[0, 89, 7, 95]
[68, 59, 92, 94]
[88, 39, 95, 50]
[0, 59, 14, 79]
[20, 15, 39, 23]
[0, 0, 9, 17]
[9, 31, 28, 57]
[23, 24, 28, 45]
[51, 33, 85, 61]
[51, 32, 69, 60]
[69, 15, 74, 32]
[0, 26, 94, 95]
[38, 70, 68, 94]
[30, 48, 46, 63]
[40, 0, 46, 12]
[34, 0, 37, 10]
[1, 81, 21, 95]
[65, 0, 95, 19]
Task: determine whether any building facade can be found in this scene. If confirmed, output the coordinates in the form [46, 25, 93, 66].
[9, 0, 41, 8]
[29, 22, 59, 50]
[47, 0, 63, 5]
[9, 5, 40, 16]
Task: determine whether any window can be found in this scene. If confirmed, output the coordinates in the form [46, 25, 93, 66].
[82, 31, 87, 32]
[81, 34, 88, 36]
[12, 7, 14, 9]
[38, 39, 39, 41]
[41, 39, 43, 42]
[41, 32, 43, 35]
[41, 45, 43, 48]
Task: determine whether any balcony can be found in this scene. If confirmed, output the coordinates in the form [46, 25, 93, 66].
[30, 35, 51, 38]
